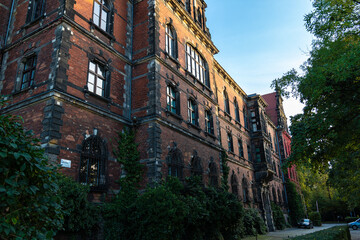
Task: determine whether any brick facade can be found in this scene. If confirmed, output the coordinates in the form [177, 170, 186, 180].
[0, 0, 296, 231]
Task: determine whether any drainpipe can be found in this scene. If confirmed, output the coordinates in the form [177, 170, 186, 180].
[5, 0, 16, 47]
[275, 131, 289, 205]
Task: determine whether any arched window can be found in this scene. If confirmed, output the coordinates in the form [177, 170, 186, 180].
[186, 44, 208, 86]
[191, 150, 202, 177]
[165, 25, 177, 59]
[234, 98, 240, 122]
[243, 107, 248, 129]
[238, 138, 244, 158]
[209, 159, 218, 187]
[224, 90, 230, 114]
[231, 172, 238, 197]
[242, 177, 249, 202]
[79, 135, 107, 190]
[277, 189, 282, 203]
[188, 98, 198, 126]
[205, 109, 214, 135]
[227, 132, 234, 152]
[166, 142, 184, 180]
[272, 187, 277, 202]
[93, 0, 113, 33]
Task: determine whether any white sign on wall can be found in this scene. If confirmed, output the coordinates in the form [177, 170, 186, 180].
[61, 159, 71, 168]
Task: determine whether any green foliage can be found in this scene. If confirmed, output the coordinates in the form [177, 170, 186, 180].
[271, 202, 286, 230]
[0, 110, 64, 239]
[113, 128, 143, 190]
[285, 181, 305, 225]
[291, 226, 350, 240]
[272, 0, 360, 212]
[309, 211, 322, 226]
[345, 217, 358, 223]
[57, 175, 100, 234]
[242, 208, 267, 236]
[220, 149, 230, 191]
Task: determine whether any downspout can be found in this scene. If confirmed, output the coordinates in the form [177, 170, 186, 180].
[276, 130, 289, 205]
[4, 0, 15, 48]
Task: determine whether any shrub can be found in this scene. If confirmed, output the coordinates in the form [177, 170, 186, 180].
[0, 110, 64, 239]
[242, 208, 267, 236]
[291, 226, 350, 240]
[286, 180, 305, 225]
[57, 176, 100, 235]
[309, 211, 322, 226]
[345, 216, 358, 223]
[271, 202, 286, 230]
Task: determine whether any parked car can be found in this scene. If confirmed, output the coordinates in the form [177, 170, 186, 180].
[348, 218, 360, 230]
[298, 219, 314, 229]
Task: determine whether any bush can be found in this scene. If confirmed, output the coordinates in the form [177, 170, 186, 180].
[271, 202, 286, 230]
[309, 211, 322, 226]
[291, 226, 350, 240]
[286, 180, 305, 225]
[242, 208, 267, 236]
[0, 111, 64, 239]
[57, 176, 100, 235]
[345, 216, 358, 223]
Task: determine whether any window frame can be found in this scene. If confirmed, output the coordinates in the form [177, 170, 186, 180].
[20, 55, 37, 90]
[92, 0, 113, 34]
[165, 25, 178, 59]
[166, 85, 181, 115]
[224, 90, 230, 114]
[205, 109, 214, 135]
[227, 132, 234, 153]
[79, 135, 107, 191]
[234, 98, 240, 122]
[238, 138, 244, 158]
[26, 0, 45, 24]
[187, 98, 198, 126]
[87, 60, 108, 97]
[186, 44, 208, 86]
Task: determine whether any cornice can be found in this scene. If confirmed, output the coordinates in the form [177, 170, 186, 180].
[165, 0, 219, 55]
[213, 59, 247, 97]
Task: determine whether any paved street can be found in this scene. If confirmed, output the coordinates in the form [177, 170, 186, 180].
[243, 223, 357, 240]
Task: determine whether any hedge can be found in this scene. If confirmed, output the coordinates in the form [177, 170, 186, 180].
[309, 211, 322, 226]
[345, 216, 358, 223]
[291, 226, 350, 240]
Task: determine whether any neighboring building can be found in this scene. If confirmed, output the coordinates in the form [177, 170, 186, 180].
[0, 0, 296, 230]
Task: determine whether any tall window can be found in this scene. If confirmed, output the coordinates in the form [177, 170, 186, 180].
[167, 85, 179, 115]
[166, 143, 184, 180]
[205, 110, 214, 135]
[272, 187, 277, 202]
[165, 25, 177, 58]
[197, 7, 202, 27]
[185, 0, 191, 14]
[186, 44, 208, 86]
[26, 0, 44, 23]
[93, 0, 110, 32]
[234, 98, 240, 122]
[188, 99, 198, 125]
[243, 107, 248, 129]
[191, 151, 202, 177]
[87, 60, 106, 97]
[209, 160, 218, 187]
[21, 55, 37, 90]
[242, 178, 249, 202]
[238, 139, 244, 158]
[79, 135, 107, 190]
[255, 147, 261, 162]
[231, 173, 238, 197]
[224, 90, 230, 114]
[227, 132, 234, 152]
[247, 144, 252, 162]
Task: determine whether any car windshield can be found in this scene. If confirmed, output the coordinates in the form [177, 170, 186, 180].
[303, 219, 310, 222]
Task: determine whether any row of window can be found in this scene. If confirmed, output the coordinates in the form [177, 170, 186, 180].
[231, 173, 250, 202]
[223, 90, 248, 128]
[166, 85, 214, 135]
[227, 132, 252, 161]
[165, 25, 210, 87]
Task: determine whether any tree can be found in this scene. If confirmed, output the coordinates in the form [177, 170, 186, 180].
[272, 0, 360, 209]
[0, 99, 64, 239]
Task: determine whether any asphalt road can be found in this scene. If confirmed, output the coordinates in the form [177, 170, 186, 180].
[351, 228, 360, 240]
[266, 223, 347, 239]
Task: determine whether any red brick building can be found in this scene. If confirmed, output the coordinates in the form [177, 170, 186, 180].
[0, 0, 295, 230]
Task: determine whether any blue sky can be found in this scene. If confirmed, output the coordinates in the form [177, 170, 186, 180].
[205, 0, 314, 119]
